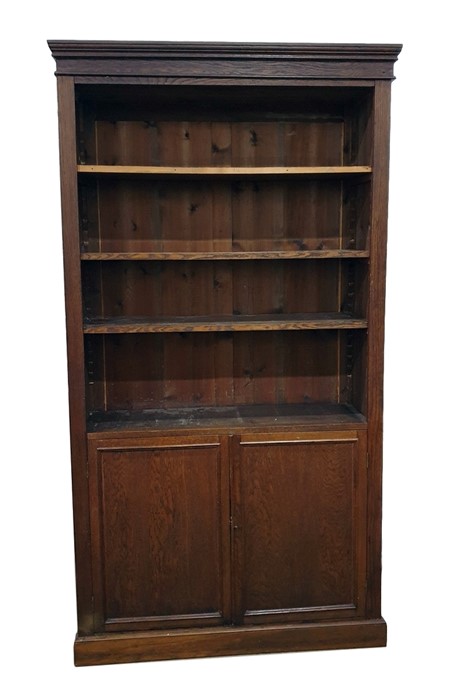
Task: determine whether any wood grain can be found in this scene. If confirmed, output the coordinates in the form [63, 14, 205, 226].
[84, 177, 364, 254]
[74, 618, 387, 665]
[366, 81, 391, 618]
[82, 259, 345, 321]
[49, 40, 402, 83]
[78, 164, 372, 175]
[87, 331, 348, 412]
[81, 250, 370, 260]
[56, 76, 93, 635]
[88, 436, 231, 631]
[232, 431, 367, 624]
[83, 313, 368, 334]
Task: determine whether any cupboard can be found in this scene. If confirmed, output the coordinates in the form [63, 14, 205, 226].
[48, 40, 401, 665]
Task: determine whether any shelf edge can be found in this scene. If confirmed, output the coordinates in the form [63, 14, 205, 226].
[77, 165, 372, 176]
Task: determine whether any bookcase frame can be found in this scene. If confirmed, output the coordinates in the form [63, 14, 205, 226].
[49, 41, 401, 666]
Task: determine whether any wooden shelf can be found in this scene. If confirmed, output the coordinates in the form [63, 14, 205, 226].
[83, 313, 368, 334]
[87, 402, 367, 434]
[81, 249, 370, 261]
[77, 165, 372, 177]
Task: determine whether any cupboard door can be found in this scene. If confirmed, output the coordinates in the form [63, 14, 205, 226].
[232, 430, 367, 624]
[88, 436, 230, 632]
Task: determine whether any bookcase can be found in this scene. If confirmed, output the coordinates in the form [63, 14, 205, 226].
[49, 41, 401, 666]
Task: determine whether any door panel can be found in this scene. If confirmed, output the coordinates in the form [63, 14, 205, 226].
[232, 430, 367, 624]
[88, 436, 230, 631]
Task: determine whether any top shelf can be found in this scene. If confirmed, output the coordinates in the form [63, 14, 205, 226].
[77, 165, 372, 177]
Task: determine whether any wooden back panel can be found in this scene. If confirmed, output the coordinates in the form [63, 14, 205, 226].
[84, 330, 351, 412]
[80, 177, 371, 254]
[83, 259, 344, 318]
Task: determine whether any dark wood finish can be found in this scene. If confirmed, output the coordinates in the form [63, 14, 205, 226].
[87, 403, 367, 435]
[82, 259, 350, 320]
[48, 41, 401, 81]
[84, 331, 351, 412]
[81, 250, 370, 260]
[56, 76, 93, 636]
[88, 436, 230, 631]
[83, 313, 368, 334]
[81, 177, 370, 255]
[232, 431, 367, 624]
[88, 117, 347, 168]
[74, 618, 387, 666]
[49, 41, 400, 665]
[366, 81, 392, 618]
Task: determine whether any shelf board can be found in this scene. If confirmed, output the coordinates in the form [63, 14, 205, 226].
[87, 402, 367, 435]
[81, 249, 370, 261]
[83, 313, 368, 334]
[77, 165, 372, 177]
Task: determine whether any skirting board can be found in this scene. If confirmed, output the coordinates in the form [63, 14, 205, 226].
[74, 617, 387, 666]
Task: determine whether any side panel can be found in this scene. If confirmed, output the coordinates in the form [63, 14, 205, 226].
[232, 430, 367, 624]
[88, 435, 231, 631]
[56, 76, 93, 634]
[366, 81, 392, 616]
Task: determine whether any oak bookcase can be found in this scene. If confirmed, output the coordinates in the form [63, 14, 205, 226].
[49, 41, 401, 666]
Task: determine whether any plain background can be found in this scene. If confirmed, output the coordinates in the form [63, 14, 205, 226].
[2, 2, 456, 697]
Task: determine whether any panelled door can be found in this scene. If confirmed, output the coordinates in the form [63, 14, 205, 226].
[87, 435, 231, 632]
[231, 430, 367, 624]
[87, 429, 367, 633]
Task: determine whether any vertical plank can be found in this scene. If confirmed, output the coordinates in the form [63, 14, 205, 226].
[232, 331, 340, 408]
[282, 260, 340, 313]
[96, 120, 160, 165]
[96, 260, 162, 318]
[162, 334, 213, 408]
[233, 182, 341, 253]
[232, 182, 285, 251]
[210, 123, 232, 165]
[355, 94, 374, 165]
[77, 99, 96, 165]
[231, 123, 284, 251]
[56, 76, 93, 635]
[233, 333, 280, 406]
[104, 335, 164, 410]
[158, 122, 189, 165]
[281, 331, 339, 404]
[161, 260, 214, 406]
[232, 261, 339, 314]
[214, 333, 234, 407]
[158, 121, 215, 166]
[231, 122, 283, 166]
[210, 125, 233, 251]
[233, 261, 282, 315]
[104, 334, 228, 412]
[284, 121, 343, 166]
[97, 180, 158, 253]
[366, 80, 392, 618]
[161, 262, 213, 406]
[160, 181, 216, 252]
[286, 181, 341, 251]
[81, 180, 100, 253]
